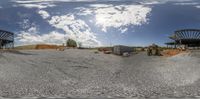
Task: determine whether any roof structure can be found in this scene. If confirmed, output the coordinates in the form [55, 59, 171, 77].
[0, 30, 14, 49]
[166, 29, 200, 47]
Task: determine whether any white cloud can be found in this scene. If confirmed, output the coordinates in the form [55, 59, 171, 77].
[76, 7, 94, 16]
[16, 3, 101, 47]
[196, 5, 200, 8]
[16, 31, 66, 45]
[12, 0, 95, 9]
[13, 0, 95, 4]
[16, 21, 65, 45]
[77, 4, 152, 32]
[141, 1, 160, 5]
[11, 0, 196, 10]
[17, 19, 67, 45]
[38, 10, 50, 19]
[18, 19, 38, 31]
[17, 14, 101, 47]
[19, 3, 55, 9]
[12, 0, 196, 8]
[12, 0, 56, 9]
[174, 2, 199, 5]
[14, 0, 198, 46]
[119, 28, 128, 33]
[89, 4, 113, 8]
[27, 26, 37, 33]
[140, 0, 193, 5]
[18, 4, 48, 9]
[48, 14, 101, 47]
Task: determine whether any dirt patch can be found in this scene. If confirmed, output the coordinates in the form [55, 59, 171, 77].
[162, 49, 187, 57]
[36, 44, 59, 49]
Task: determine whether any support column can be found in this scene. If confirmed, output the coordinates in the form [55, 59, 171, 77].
[0, 40, 2, 49]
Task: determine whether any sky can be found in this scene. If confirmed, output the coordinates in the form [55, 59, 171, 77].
[0, 0, 200, 47]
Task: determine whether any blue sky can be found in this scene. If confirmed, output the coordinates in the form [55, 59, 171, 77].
[0, 0, 200, 47]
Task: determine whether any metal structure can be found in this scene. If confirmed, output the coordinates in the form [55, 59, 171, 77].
[0, 30, 14, 49]
[166, 29, 200, 49]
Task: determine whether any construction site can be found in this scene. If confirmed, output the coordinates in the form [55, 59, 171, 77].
[0, 29, 200, 98]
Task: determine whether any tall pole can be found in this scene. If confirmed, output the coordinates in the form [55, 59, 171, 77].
[12, 33, 14, 49]
[0, 33, 1, 49]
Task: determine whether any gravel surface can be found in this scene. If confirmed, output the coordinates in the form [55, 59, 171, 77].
[0, 49, 200, 98]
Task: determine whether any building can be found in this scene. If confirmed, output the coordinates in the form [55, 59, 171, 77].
[0, 30, 14, 49]
[165, 29, 200, 49]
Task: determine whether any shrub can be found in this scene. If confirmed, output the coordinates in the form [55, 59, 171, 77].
[67, 39, 77, 47]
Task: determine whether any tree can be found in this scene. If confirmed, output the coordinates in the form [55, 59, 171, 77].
[66, 39, 77, 47]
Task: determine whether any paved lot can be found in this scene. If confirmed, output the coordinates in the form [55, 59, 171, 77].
[0, 49, 200, 98]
